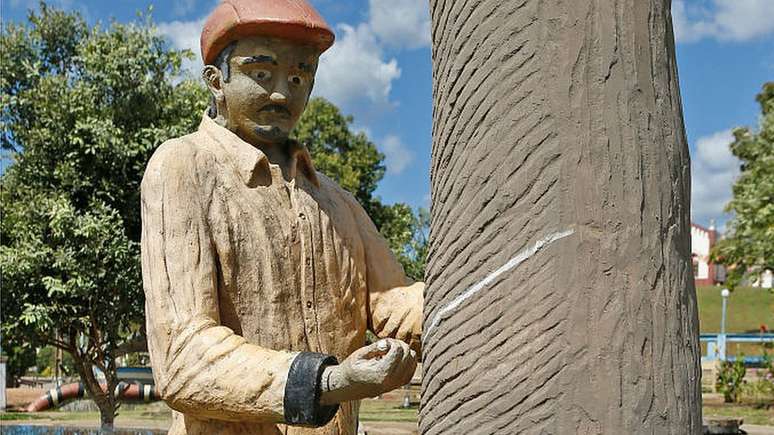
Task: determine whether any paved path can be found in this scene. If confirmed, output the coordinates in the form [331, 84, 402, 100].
[361, 421, 417, 434]
[744, 425, 774, 435]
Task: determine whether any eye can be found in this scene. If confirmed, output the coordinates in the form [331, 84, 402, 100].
[289, 74, 305, 86]
[251, 69, 272, 81]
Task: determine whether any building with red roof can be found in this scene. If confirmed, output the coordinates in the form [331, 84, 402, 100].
[691, 222, 725, 286]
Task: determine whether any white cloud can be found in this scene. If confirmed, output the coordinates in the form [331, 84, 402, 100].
[691, 129, 740, 227]
[174, 0, 198, 17]
[673, 0, 774, 44]
[379, 134, 413, 174]
[314, 23, 401, 108]
[368, 0, 431, 50]
[314, 0, 433, 108]
[156, 18, 206, 77]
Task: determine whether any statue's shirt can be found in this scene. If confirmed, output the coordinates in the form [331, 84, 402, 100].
[140, 114, 422, 435]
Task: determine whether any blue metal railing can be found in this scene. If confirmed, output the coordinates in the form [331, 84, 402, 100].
[700, 333, 774, 363]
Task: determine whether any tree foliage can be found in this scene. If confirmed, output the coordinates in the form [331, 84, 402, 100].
[36, 345, 76, 378]
[2, 344, 36, 388]
[294, 98, 428, 280]
[0, 3, 207, 427]
[711, 82, 774, 290]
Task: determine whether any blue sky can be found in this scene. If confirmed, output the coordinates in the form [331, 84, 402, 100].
[4, 0, 773, 232]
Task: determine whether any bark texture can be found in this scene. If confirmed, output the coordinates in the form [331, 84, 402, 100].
[420, 0, 701, 433]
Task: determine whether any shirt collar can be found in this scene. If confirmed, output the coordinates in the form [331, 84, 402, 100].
[199, 113, 320, 188]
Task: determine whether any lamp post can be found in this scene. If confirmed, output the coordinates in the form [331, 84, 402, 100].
[720, 288, 730, 360]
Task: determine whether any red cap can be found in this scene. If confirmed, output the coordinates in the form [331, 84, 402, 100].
[201, 0, 335, 65]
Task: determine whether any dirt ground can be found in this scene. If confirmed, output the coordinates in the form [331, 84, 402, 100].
[361, 422, 417, 435]
[744, 425, 774, 435]
[5, 388, 46, 410]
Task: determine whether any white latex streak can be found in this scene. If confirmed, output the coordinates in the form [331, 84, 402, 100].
[425, 229, 575, 336]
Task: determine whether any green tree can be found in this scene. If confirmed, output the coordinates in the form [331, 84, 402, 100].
[711, 82, 774, 290]
[2, 343, 36, 387]
[0, 3, 207, 429]
[36, 345, 76, 378]
[293, 98, 428, 280]
[378, 204, 429, 281]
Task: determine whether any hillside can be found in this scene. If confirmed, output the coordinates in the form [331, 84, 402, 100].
[696, 286, 773, 333]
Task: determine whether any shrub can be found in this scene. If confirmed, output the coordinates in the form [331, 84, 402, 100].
[716, 356, 747, 403]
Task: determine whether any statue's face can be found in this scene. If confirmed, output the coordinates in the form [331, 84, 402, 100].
[216, 35, 319, 144]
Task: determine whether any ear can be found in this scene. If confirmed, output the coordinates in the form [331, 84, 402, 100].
[202, 65, 225, 102]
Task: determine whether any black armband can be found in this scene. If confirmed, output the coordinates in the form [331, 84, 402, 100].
[283, 352, 339, 427]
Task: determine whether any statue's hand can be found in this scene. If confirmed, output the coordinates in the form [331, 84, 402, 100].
[319, 339, 417, 405]
[340, 338, 417, 391]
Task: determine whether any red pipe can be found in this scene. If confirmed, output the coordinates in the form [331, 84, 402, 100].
[25, 382, 161, 412]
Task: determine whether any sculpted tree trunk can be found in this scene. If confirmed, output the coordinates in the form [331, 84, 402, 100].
[420, 0, 701, 434]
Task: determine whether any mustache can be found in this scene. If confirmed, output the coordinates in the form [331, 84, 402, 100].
[254, 125, 286, 141]
[258, 104, 291, 116]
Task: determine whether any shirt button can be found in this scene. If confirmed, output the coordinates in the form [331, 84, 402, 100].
[306, 301, 313, 309]
[305, 258, 311, 266]
[299, 213, 306, 220]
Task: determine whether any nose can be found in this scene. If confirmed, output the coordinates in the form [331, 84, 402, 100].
[269, 91, 287, 104]
[270, 78, 289, 104]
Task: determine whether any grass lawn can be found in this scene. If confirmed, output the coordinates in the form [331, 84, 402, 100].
[0, 412, 45, 421]
[697, 286, 773, 333]
[0, 407, 172, 426]
[696, 286, 773, 357]
[359, 399, 419, 422]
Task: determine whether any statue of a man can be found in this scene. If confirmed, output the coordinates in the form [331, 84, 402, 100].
[140, 1, 423, 434]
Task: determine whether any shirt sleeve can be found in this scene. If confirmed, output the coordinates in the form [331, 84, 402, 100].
[141, 141, 337, 425]
[344, 192, 424, 357]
